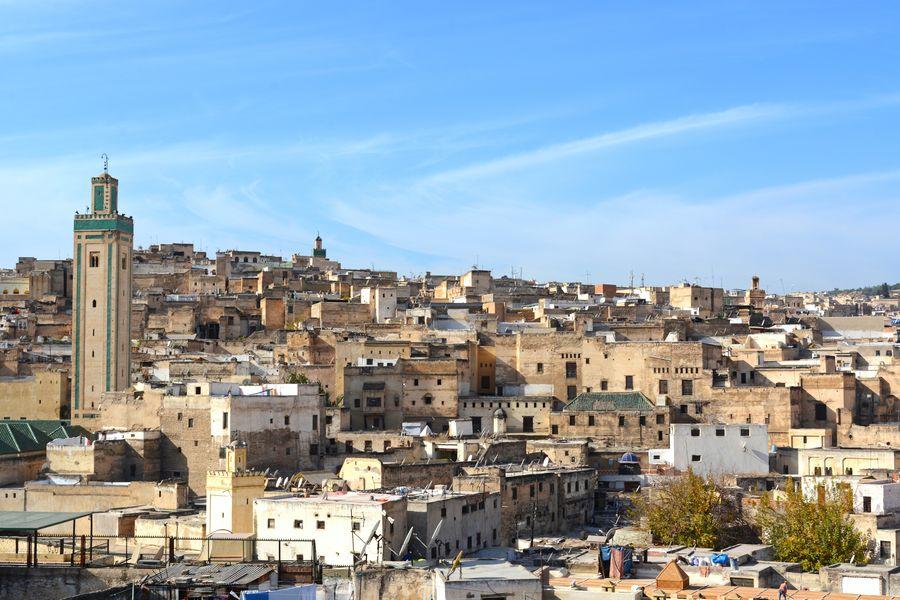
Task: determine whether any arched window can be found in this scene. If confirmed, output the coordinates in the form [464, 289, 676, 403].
[12, 289, 18, 295]
[92, 299, 97, 308]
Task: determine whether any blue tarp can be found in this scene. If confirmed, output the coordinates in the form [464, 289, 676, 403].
[241, 584, 317, 600]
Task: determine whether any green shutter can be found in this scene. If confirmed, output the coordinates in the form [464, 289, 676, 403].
[93, 185, 104, 212]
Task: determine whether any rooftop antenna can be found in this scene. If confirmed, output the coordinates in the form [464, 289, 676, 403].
[101, 153, 109, 173]
[641, 273, 645, 288]
[629, 270, 634, 290]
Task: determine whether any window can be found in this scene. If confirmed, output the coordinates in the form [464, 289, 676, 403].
[690, 428, 700, 437]
[354, 398, 360, 408]
[588, 415, 595, 426]
[567, 385, 577, 400]
[681, 379, 693, 396]
[716, 428, 725, 437]
[658, 379, 668, 395]
[437, 379, 442, 386]
[481, 375, 491, 389]
[352, 522, 361, 531]
[121, 256, 127, 270]
[658, 431, 663, 441]
[413, 378, 419, 386]
[529, 485, 535, 498]
[656, 414, 665, 425]
[312, 415, 318, 430]
[284, 415, 290, 425]
[565, 362, 577, 378]
[691, 455, 701, 462]
[679, 404, 687, 414]
[511, 487, 518, 500]
[536, 363, 544, 374]
[294, 520, 303, 529]
[863, 496, 872, 513]
[601, 380, 608, 391]
[815, 402, 827, 421]
[740, 428, 750, 437]
[625, 375, 634, 390]
[267, 519, 275, 529]
[568, 415, 575, 426]
[317, 521, 325, 530]
[222, 412, 228, 429]
[92, 299, 97, 308]
[187, 418, 194, 428]
[618, 415, 625, 427]
[89, 252, 99, 268]
[424, 395, 433, 405]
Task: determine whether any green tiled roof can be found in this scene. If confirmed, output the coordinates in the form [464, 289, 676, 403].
[563, 392, 654, 413]
[0, 420, 88, 455]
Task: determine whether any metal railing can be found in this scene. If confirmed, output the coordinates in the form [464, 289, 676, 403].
[0, 533, 318, 577]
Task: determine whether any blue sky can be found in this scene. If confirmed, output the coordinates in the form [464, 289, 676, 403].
[2, 2, 899, 291]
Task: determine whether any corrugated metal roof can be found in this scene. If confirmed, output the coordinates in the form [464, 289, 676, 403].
[563, 392, 653, 413]
[145, 562, 274, 586]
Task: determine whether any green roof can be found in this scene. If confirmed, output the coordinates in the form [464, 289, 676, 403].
[0, 511, 93, 532]
[0, 420, 88, 455]
[563, 392, 654, 413]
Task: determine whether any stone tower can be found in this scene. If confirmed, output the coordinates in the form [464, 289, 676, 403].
[206, 442, 266, 535]
[72, 170, 133, 420]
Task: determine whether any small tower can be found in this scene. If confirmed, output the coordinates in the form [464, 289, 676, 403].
[312, 234, 326, 258]
[493, 408, 507, 436]
[206, 442, 266, 535]
[72, 168, 133, 422]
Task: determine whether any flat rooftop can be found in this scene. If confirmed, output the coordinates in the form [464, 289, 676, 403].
[258, 491, 403, 505]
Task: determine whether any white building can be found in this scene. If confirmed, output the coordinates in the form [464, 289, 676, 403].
[433, 560, 542, 600]
[360, 286, 397, 324]
[253, 491, 407, 567]
[406, 488, 501, 559]
[855, 480, 900, 515]
[649, 423, 769, 477]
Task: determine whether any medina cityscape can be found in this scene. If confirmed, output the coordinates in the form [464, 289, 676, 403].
[1, 2, 900, 600]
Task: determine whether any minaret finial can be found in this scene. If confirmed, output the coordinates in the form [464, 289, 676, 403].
[101, 153, 109, 174]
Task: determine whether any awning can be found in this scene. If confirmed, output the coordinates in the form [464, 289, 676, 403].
[0, 511, 93, 533]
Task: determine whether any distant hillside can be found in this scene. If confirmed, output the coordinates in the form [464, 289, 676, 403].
[828, 282, 899, 296]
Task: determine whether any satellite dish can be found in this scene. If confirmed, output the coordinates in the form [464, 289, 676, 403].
[542, 457, 550, 467]
[358, 520, 380, 556]
[397, 526, 415, 558]
[427, 519, 444, 548]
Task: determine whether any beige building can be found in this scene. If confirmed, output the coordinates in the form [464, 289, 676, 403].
[0, 370, 70, 420]
[668, 283, 725, 318]
[72, 170, 133, 421]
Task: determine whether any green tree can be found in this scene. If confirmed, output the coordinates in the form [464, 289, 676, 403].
[881, 282, 890, 298]
[284, 372, 310, 384]
[630, 471, 748, 548]
[756, 479, 868, 572]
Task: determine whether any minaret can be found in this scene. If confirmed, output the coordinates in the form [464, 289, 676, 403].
[72, 166, 133, 421]
[312, 234, 326, 258]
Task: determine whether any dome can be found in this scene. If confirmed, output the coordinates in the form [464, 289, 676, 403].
[619, 452, 639, 463]
[493, 408, 507, 419]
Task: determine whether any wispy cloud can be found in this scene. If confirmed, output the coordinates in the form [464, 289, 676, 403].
[423, 104, 788, 184]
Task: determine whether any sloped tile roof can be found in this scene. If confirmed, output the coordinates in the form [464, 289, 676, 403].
[563, 392, 654, 413]
[0, 420, 88, 455]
